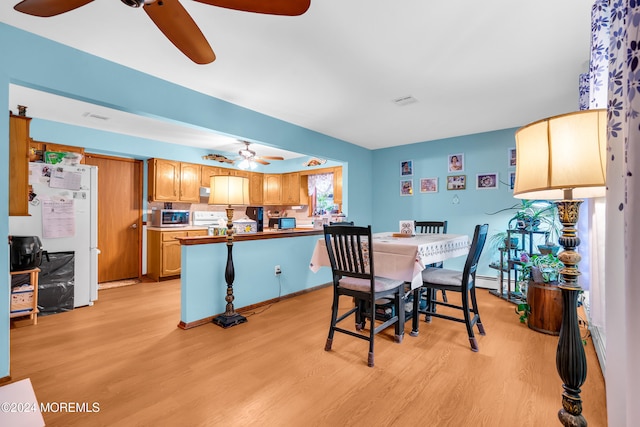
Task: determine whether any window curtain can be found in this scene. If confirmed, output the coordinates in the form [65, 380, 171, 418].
[580, 0, 609, 374]
[602, 1, 640, 425]
[307, 173, 333, 196]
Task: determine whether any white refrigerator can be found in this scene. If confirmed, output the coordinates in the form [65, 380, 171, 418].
[9, 162, 99, 307]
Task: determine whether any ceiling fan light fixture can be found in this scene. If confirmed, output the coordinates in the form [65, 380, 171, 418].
[121, 0, 146, 8]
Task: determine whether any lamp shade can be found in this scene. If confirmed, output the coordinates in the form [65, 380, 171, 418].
[514, 109, 607, 200]
[208, 175, 250, 206]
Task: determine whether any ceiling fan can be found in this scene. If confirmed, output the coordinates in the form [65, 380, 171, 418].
[201, 153, 235, 164]
[13, 0, 311, 64]
[236, 141, 283, 169]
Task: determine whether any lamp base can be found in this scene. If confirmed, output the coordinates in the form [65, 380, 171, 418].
[212, 312, 247, 328]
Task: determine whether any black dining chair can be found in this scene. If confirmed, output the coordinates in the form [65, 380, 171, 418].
[329, 221, 354, 225]
[411, 224, 489, 352]
[414, 220, 449, 302]
[323, 224, 405, 367]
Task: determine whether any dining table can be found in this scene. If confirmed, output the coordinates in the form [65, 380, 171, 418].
[309, 231, 471, 290]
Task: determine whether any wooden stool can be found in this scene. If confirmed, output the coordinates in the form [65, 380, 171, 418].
[10, 268, 40, 327]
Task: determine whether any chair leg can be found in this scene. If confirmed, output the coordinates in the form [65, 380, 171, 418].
[461, 289, 478, 352]
[441, 289, 448, 303]
[394, 291, 404, 343]
[325, 292, 339, 351]
[410, 288, 420, 337]
[368, 306, 375, 367]
[470, 286, 486, 335]
[355, 298, 366, 331]
[424, 288, 433, 323]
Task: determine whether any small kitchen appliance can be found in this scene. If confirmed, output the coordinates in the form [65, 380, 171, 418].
[150, 209, 190, 227]
[245, 206, 264, 232]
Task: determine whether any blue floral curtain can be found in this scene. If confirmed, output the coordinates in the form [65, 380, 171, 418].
[602, 1, 640, 425]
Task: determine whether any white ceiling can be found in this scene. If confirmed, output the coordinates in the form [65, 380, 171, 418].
[2, 1, 594, 157]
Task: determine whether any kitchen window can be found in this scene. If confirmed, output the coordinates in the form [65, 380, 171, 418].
[308, 173, 334, 215]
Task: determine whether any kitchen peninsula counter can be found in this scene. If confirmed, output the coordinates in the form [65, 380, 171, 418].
[176, 228, 322, 245]
[177, 227, 330, 329]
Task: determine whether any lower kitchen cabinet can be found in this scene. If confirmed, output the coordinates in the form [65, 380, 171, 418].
[147, 229, 207, 281]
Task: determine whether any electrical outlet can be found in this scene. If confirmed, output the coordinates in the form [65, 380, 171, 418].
[275, 265, 282, 276]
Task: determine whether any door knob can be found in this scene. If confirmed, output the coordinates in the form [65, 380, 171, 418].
[130, 223, 138, 229]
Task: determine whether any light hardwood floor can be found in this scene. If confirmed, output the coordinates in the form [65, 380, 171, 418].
[9, 280, 607, 426]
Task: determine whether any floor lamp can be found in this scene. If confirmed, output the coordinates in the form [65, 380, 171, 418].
[514, 109, 607, 427]
[209, 174, 250, 328]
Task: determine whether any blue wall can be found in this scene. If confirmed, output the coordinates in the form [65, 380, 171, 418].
[1, 22, 524, 378]
[0, 23, 371, 378]
[372, 128, 523, 275]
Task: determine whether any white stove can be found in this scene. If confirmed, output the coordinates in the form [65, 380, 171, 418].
[192, 211, 227, 227]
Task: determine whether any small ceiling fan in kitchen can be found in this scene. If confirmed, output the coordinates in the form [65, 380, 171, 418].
[13, 0, 311, 64]
[236, 141, 284, 169]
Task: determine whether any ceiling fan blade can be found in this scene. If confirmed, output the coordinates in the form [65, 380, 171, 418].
[194, 0, 310, 16]
[254, 159, 270, 165]
[259, 156, 284, 161]
[14, 0, 93, 17]
[144, 0, 215, 64]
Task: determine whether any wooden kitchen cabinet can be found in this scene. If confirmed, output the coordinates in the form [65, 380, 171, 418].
[249, 172, 264, 205]
[148, 158, 201, 202]
[263, 174, 282, 205]
[179, 162, 201, 202]
[201, 165, 223, 187]
[333, 166, 343, 205]
[9, 113, 31, 216]
[147, 229, 207, 281]
[281, 172, 301, 205]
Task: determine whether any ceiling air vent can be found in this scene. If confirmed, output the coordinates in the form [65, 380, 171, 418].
[82, 112, 110, 121]
[393, 95, 418, 106]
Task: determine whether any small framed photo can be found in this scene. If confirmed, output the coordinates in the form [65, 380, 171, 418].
[400, 179, 413, 196]
[399, 220, 415, 235]
[476, 173, 498, 190]
[508, 147, 517, 167]
[446, 175, 466, 190]
[420, 177, 438, 193]
[510, 171, 516, 190]
[448, 153, 464, 173]
[400, 160, 413, 176]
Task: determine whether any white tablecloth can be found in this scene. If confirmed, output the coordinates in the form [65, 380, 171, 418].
[309, 232, 470, 290]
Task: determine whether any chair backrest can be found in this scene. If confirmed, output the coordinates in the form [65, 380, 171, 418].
[330, 221, 355, 226]
[323, 224, 374, 284]
[463, 224, 489, 287]
[414, 220, 448, 234]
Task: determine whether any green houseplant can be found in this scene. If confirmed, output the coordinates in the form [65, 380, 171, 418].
[516, 252, 564, 324]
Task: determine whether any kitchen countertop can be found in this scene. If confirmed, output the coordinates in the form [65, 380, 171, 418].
[176, 228, 322, 245]
[147, 226, 209, 232]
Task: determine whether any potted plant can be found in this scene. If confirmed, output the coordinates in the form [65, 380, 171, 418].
[516, 252, 564, 334]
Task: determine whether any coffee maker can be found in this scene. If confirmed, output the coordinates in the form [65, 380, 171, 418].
[245, 206, 264, 232]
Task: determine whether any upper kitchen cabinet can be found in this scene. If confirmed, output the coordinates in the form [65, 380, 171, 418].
[200, 165, 223, 187]
[148, 158, 201, 202]
[281, 172, 301, 205]
[9, 113, 31, 216]
[249, 172, 264, 205]
[263, 174, 282, 205]
[333, 166, 343, 205]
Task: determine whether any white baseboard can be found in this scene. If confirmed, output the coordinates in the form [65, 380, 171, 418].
[477, 275, 498, 290]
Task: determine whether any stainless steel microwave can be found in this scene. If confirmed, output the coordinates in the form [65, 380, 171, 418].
[150, 209, 190, 227]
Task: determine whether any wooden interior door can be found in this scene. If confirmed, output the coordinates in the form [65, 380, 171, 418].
[85, 154, 142, 283]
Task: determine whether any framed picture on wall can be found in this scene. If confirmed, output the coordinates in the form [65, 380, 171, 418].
[508, 147, 517, 167]
[400, 160, 413, 176]
[446, 175, 466, 190]
[510, 171, 516, 190]
[400, 179, 413, 196]
[448, 153, 464, 173]
[476, 173, 498, 189]
[420, 177, 438, 193]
